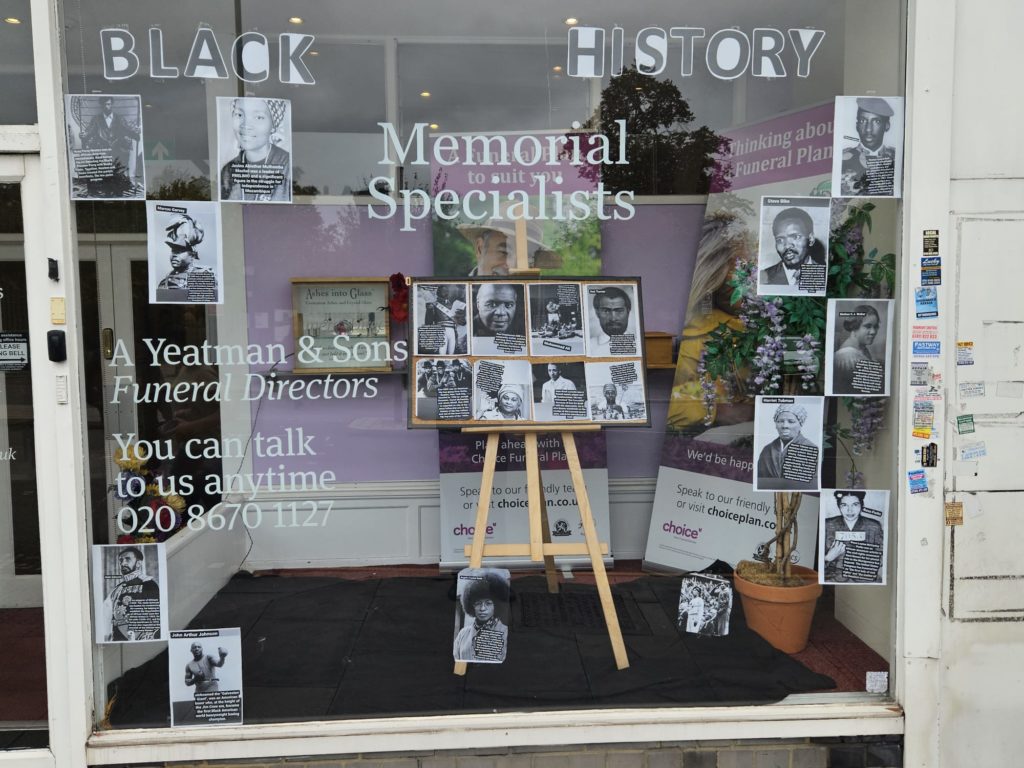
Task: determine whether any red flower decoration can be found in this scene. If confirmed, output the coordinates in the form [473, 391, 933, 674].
[389, 272, 409, 323]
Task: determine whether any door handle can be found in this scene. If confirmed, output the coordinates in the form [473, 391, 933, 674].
[102, 327, 114, 360]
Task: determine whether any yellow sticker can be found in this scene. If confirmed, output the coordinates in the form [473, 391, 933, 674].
[945, 501, 963, 526]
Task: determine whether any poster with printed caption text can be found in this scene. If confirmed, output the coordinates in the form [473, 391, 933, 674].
[216, 96, 292, 203]
[831, 95, 905, 199]
[453, 568, 511, 664]
[528, 282, 585, 356]
[147, 201, 224, 305]
[169, 627, 243, 727]
[756, 196, 831, 297]
[752, 395, 824, 492]
[818, 490, 889, 585]
[825, 298, 894, 397]
[584, 283, 640, 357]
[92, 543, 168, 644]
[65, 93, 145, 201]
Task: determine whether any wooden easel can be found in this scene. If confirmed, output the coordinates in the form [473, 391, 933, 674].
[453, 426, 630, 674]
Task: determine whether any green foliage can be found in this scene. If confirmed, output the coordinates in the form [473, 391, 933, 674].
[699, 200, 895, 411]
[550, 217, 602, 276]
[432, 214, 476, 276]
[780, 296, 826, 339]
[585, 68, 727, 195]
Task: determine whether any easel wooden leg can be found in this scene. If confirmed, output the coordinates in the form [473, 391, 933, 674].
[524, 433, 544, 563]
[454, 432, 500, 676]
[526, 433, 560, 592]
[536, 471, 560, 594]
[562, 432, 630, 670]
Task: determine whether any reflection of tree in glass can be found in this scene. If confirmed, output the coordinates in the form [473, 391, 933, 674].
[150, 177, 211, 201]
[578, 68, 728, 196]
[432, 210, 476, 276]
[550, 217, 600, 275]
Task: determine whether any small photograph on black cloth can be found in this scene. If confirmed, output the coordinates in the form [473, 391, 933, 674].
[677, 573, 733, 637]
[453, 568, 511, 664]
[169, 627, 243, 727]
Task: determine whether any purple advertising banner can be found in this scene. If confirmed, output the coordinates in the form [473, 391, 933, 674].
[711, 102, 834, 193]
[438, 431, 610, 568]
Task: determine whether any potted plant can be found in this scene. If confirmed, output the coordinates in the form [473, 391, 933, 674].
[697, 200, 895, 653]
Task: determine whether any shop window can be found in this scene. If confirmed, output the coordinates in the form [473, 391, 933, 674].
[60, 0, 905, 742]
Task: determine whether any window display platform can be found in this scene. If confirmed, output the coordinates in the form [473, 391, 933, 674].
[95, 565, 885, 728]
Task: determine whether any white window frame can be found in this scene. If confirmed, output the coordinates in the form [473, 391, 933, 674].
[16, 0, 957, 764]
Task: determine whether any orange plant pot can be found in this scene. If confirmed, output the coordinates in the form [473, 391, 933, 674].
[733, 565, 822, 654]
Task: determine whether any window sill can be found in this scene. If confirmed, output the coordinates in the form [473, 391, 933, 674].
[86, 694, 903, 765]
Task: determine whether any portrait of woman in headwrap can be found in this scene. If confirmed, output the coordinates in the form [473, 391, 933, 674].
[476, 383, 527, 421]
[219, 97, 292, 202]
[755, 401, 820, 490]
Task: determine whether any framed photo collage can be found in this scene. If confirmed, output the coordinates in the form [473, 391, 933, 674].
[408, 277, 649, 429]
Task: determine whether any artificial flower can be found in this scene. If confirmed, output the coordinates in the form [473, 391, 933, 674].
[164, 493, 187, 513]
[114, 445, 145, 471]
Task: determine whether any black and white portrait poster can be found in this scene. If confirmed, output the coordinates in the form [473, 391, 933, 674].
[91, 543, 168, 644]
[585, 360, 647, 423]
[819, 490, 889, 586]
[147, 201, 224, 305]
[470, 282, 527, 356]
[65, 94, 145, 200]
[532, 361, 588, 422]
[169, 628, 243, 727]
[527, 282, 585, 356]
[677, 573, 733, 637]
[216, 96, 292, 203]
[585, 283, 639, 357]
[831, 96, 905, 198]
[825, 299, 894, 397]
[473, 359, 532, 421]
[415, 358, 472, 421]
[756, 196, 831, 297]
[752, 395, 824, 491]
[413, 283, 469, 355]
[453, 568, 510, 664]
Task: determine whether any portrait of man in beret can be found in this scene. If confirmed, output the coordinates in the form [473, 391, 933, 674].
[839, 97, 899, 196]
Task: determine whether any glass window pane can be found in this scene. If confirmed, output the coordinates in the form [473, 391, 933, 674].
[0, 183, 48, 748]
[0, 2, 36, 124]
[57, 0, 905, 733]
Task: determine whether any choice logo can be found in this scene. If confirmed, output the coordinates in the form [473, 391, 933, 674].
[552, 520, 572, 537]
[662, 520, 702, 540]
[452, 523, 496, 536]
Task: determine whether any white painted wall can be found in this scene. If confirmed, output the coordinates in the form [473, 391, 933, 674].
[925, 0, 1024, 764]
